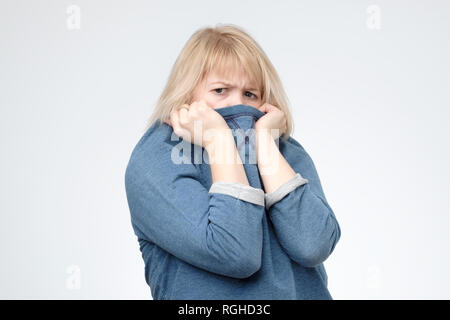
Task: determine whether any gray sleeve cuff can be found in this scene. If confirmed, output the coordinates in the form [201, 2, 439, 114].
[209, 181, 265, 207]
[264, 173, 309, 210]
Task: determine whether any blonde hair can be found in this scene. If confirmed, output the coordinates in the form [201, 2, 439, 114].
[145, 23, 294, 141]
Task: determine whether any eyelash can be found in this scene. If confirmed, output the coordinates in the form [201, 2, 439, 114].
[213, 88, 257, 99]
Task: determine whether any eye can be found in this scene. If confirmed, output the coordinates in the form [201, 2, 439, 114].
[245, 91, 257, 99]
[213, 88, 226, 94]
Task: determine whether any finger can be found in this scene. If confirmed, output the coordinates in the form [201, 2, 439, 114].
[258, 103, 268, 113]
[176, 103, 189, 112]
[171, 110, 182, 135]
[199, 99, 211, 109]
[259, 103, 277, 113]
[171, 110, 190, 140]
[265, 104, 278, 112]
[179, 107, 190, 125]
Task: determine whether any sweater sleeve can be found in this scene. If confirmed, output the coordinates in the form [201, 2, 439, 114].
[125, 137, 265, 279]
[265, 137, 341, 268]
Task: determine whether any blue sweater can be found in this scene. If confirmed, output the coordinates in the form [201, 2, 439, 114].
[124, 104, 341, 299]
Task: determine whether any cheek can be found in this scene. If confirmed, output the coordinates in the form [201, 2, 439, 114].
[191, 89, 224, 108]
[249, 98, 262, 108]
[191, 90, 210, 104]
[191, 94, 219, 109]
[203, 93, 221, 107]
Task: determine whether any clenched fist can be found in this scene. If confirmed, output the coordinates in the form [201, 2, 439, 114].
[255, 103, 287, 140]
[164, 100, 230, 148]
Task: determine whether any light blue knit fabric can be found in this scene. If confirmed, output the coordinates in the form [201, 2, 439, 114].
[124, 104, 341, 299]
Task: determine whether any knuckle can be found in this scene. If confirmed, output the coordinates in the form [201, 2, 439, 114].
[179, 115, 189, 125]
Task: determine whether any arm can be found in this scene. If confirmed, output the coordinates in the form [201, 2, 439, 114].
[207, 127, 251, 185]
[125, 130, 265, 279]
[256, 131, 341, 268]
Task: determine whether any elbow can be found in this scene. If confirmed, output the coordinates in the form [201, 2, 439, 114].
[291, 242, 331, 268]
[295, 252, 324, 268]
[205, 229, 263, 279]
[228, 250, 262, 279]
[292, 249, 327, 268]
[293, 235, 341, 268]
[297, 219, 342, 268]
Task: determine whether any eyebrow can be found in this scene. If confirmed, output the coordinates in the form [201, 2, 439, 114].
[209, 81, 260, 92]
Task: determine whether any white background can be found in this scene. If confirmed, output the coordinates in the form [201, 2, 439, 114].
[1, 0, 449, 299]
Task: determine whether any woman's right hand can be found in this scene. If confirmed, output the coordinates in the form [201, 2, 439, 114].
[164, 100, 230, 148]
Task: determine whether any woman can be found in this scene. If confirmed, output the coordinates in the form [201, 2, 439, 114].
[124, 24, 341, 299]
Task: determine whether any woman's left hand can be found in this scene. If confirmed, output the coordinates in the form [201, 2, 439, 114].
[255, 103, 287, 139]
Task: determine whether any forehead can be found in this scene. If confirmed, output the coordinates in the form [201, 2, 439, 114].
[205, 67, 259, 90]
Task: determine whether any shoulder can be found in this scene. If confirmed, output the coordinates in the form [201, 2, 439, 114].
[125, 122, 199, 184]
[127, 122, 174, 169]
[134, 122, 177, 155]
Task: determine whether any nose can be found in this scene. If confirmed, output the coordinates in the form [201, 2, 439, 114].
[225, 91, 244, 107]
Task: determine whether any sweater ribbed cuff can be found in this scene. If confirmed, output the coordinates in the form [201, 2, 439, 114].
[264, 173, 309, 210]
[209, 181, 265, 207]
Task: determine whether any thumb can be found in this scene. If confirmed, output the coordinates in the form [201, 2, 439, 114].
[258, 103, 270, 114]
